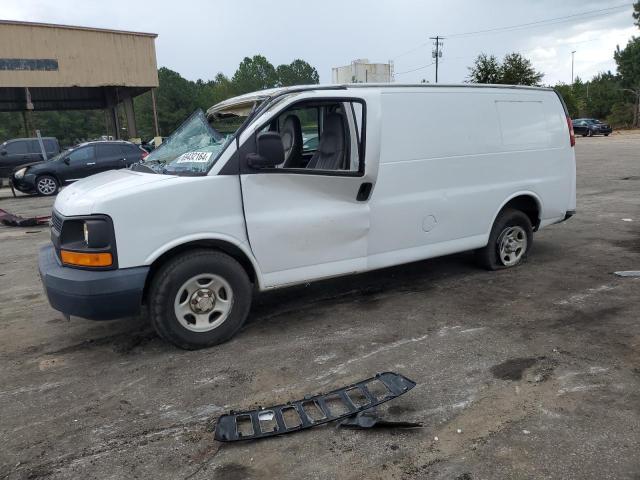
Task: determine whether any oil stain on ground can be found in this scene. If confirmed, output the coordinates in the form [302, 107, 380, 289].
[490, 357, 539, 381]
[214, 463, 254, 480]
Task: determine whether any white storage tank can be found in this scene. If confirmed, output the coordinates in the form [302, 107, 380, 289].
[332, 59, 393, 84]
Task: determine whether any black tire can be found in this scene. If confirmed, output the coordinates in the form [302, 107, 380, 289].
[148, 249, 252, 349]
[604, 133, 609, 137]
[581, 130, 588, 137]
[35, 175, 59, 196]
[477, 208, 533, 271]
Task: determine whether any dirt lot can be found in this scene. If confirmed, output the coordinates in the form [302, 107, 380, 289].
[1, 133, 639, 480]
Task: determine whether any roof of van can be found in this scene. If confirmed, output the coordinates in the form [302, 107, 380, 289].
[207, 83, 555, 116]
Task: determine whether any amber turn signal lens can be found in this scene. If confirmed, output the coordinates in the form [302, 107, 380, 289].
[60, 250, 112, 267]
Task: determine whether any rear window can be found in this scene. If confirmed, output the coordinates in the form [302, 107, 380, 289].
[43, 139, 57, 152]
[5, 141, 28, 155]
[97, 144, 123, 157]
[122, 144, 141, 155]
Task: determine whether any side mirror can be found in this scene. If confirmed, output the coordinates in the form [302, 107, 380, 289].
[0, 150, 6, 156]
[247, 132, 284, 169]
[63, 157, 70, 165]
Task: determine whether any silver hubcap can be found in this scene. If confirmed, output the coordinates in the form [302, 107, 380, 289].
[173, 274, 233, 332]
[37, 178, 56, 194]
[498, 226, 527, 266]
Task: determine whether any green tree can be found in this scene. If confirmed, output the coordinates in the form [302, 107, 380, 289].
[232, 55, 278, 94]
[614, 37, 640, 126]
[500, 53, 544, 86]
[276, 59, 320, 87]
[634, 0, 640, 28]
[467, 52, 543, 86]
[584, 72, 625, 119]
[554, 83, 579, 117]
[467, 53, 501, 84]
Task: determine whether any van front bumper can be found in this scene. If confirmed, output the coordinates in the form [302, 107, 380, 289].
[38, 244, 149, 320]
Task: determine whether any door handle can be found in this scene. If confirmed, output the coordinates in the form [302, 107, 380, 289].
[86, 162, 96, 166]
[356, 182, 373, 201]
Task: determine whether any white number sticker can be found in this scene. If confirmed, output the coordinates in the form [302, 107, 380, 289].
[176, 151, 212, 163]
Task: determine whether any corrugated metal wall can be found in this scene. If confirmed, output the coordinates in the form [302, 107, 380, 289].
[0, 22, 158, 88]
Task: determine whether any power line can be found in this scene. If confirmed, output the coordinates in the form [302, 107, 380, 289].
[389, 3, 631, 61]
[444, 3, 631, 39]
[392, 42, 430, 61]
[394, 61, 435, 76]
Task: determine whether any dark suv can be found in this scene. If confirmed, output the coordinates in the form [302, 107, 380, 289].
[10, 140, 146, 196]
[0, 137, 60, 178]
[572, 118, 612, 137]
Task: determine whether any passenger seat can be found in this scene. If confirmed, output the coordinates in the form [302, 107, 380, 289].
[281, 115, 303, 168]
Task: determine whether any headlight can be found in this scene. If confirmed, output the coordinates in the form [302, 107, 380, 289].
[57, 215, 117, 269]
[14, 167, 27, 179]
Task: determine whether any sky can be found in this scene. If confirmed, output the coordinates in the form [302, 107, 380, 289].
[2, 0, 638, 86]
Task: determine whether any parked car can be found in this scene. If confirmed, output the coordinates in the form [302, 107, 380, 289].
[572, 118, 612, 137]
[11, 140, 146, 196]
[140, 137, 166, 153]
[0, 137, 60, 178]
[39, 84, 576, 349]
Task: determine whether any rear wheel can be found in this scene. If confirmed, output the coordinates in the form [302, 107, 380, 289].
[35, 175, 58, 196]
[477, 208, 533, 270]
[148, 249, 252, 349]
[604, 133, 609, 137]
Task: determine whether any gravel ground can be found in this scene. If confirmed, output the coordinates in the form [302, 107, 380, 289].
[0, 133, 639, 480]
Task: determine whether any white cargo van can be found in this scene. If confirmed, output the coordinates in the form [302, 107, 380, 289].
[39, 84, 576, 349]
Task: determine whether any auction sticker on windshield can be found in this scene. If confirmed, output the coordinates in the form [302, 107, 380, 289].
[176, 151, 212, 163]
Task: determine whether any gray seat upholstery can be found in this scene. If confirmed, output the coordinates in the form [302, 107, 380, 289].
[306, 113, 345, 170]
[281, 115, 303, 168]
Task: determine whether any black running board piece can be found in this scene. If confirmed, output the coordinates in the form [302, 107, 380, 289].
[214, 372, 416, 442]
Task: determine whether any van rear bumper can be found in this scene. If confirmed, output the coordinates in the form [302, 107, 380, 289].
[38, 245, 149, 320]
[563, 209, 576, 222]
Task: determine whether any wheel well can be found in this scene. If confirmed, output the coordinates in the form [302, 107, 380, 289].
[502, 195, 541, 230]
[35, 172, 60, 184]
[142, 240, 257, 303]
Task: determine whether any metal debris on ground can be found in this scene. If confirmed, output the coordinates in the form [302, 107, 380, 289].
[214, 372, 416, 442]
[0, 208, 50, 227]
[338, 409, 422, 430]
[614, 271, 640, 277]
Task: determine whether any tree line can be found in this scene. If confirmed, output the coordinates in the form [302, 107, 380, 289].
[0, 55, 319, 146]
[1, 3, 639, 145]
[467, 1, 640, 127]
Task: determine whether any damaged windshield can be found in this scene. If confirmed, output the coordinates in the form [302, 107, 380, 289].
[142, 108, 248, 175]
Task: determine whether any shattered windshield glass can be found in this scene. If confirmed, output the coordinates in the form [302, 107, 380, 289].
[142, 109, 233, 175]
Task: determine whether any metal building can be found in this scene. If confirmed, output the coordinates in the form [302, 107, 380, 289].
[0, 20, 160, 139]
[331, 59, 393, 84]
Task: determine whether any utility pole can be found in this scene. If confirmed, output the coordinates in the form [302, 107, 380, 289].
[430, 36, 444, 83]
[571, 50, 576, 85]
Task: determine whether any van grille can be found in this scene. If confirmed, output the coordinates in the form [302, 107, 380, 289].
[51, 210, 63, 233]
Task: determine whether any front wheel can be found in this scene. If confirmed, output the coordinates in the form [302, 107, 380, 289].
[477, 208, 533, 270]
[35, 175, 59, 196]
[148, 249, 252, 349]
[604, 133, 609, 137]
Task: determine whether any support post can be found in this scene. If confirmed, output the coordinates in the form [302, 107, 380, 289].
[122, 96, 138, 139]
[151, 88, 160, 137]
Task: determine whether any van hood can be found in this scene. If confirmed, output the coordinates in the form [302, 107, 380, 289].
[54, 169, 175, 216]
